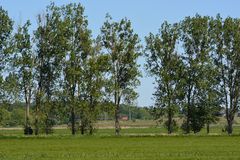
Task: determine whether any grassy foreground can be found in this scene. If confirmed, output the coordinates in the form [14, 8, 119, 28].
[1, 120, 240, 160]
[0, 135, 240, 160]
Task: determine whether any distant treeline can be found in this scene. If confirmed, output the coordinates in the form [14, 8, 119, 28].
[0, 102, 152, 127]
[0, 3, 239, 135]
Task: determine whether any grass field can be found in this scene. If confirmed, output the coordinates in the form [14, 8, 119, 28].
[2, 118, 240, 136]
[1, 135, 240, 160]
[1, 119, 240, 160]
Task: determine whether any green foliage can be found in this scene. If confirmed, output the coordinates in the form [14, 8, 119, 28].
[0, 104, 25, 127]
[34, 2, 71, 134]
[1, 2, 240, 137]
[0, 107, 11, 126]
[1, 73, 19, 103]
[0, 7, 14, 104]
[145, 21, 183, 134]
[60, 3, 105, 135]
[179, 15, 213, 133]
[14, 20, 35, 133]
[0, 6, 13, 71]
[101, 15, 142, 135]
[10, 107, 25, 126]
[209, 15, 240, 134]
[145, 15, 225, 134]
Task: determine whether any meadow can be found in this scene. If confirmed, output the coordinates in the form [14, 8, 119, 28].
[0, 135, 240, 160]
[1, 119, 240, 160]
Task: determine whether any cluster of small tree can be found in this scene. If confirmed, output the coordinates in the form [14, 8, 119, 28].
[0, 3, 240, 136]
[145, 15, 240, 135]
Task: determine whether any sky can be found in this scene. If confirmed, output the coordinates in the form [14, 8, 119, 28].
[1, 0, 240, 107]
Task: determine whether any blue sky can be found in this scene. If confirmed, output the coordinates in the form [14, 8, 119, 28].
[1, 0, 240, 106]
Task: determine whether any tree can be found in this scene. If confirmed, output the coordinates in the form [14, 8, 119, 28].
[197, 47, 222, 134]
[61, 3, 92, 135]
[210, 15, 240, 134]
[14, 20, 35, 134]
[34, 3, 68, 134]
[145, 22, 184, 134]
[101, 15, 142, 135]
[80, 38, 109, 134]
[180, 15, 215, 133]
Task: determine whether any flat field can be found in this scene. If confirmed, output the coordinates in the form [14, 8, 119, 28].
[1, 119, 240, 160]
[0, 135, 240, 160]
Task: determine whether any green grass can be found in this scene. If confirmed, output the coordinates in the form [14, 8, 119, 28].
[2, 120, 240, 160]
[2, 125, 240, 136]
[0, 135, 240, 160]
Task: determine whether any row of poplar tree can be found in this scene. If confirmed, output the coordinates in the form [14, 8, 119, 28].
[0, 3, 141, 136]
[0, 3, 239, 135]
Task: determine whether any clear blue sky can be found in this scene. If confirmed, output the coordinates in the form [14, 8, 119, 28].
[1, 0, 240, 106]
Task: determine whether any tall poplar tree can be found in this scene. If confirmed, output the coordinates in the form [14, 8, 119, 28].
[34, 3, 68, 134]
[180, 15, 214, 133]
[61, 3, 92, 135]
[210, 15, 240, 134]
[101, 15, 141, 135]
[81, 38, 109, 134]
[145, 22, 184, 134]
[14, 20, 35, 134]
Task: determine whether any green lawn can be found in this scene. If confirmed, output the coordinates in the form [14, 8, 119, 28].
[0, 135, 240, 160]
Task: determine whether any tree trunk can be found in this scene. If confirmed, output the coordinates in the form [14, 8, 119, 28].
[34, 90, 40, 135]
[167, 110, 173, 134]
[226, 94, 236, 135]
[24, 85, 32, 135]
[167, 92, 173, 134]
[26, 100, 30, 127]
[80, 110, 85, 135]
[227, 115, 233, 135]
[186, 102, 191, 134]
[206, 123, 210, 134]
[226, 89, 240, 135]
[24, 96, 30, 128]
[45, 115, 50, 135]
[34, 118, 39, 135]
[35, 56, 43, 136]
[89, 123, 93, 135]
[24, 99, 31, 135]
[70, 82, 76, 135]
[227, 121, 233, 134]
[115, 103, 120, 136]
[89, 95, 94, 135]
[71, 106, 75, 135]
[25, 99, 29, 126]
[128, 106, 131, 121]
[114, 87, 121, 136]
[80, 127, 84, 135]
